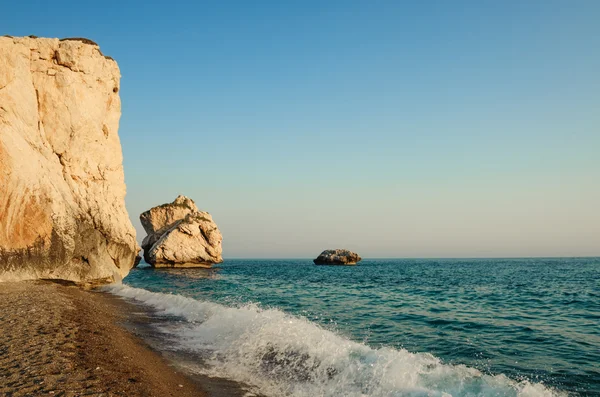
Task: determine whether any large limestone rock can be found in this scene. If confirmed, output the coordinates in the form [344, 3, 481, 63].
[0, 36, 139, 284]
[313, 249, 362, 265]
[140, 196, 223, 267]
[140, 195, 198, 252]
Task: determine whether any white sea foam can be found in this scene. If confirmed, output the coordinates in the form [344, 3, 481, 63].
[105, 284, 565, 397]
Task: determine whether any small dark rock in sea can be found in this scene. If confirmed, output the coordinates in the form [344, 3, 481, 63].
[313, 249, 361, 265]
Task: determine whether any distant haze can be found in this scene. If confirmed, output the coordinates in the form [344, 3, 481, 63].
[6, 1, 599, 257]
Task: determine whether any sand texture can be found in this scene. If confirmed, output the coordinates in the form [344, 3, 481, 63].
[0, 281, 205, 396]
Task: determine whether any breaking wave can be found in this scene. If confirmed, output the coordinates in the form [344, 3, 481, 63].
[105, 284, 564, 397]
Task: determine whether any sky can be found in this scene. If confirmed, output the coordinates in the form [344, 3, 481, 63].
[4, 1, 599, 258]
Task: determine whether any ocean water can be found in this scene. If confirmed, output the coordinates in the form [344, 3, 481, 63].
[108, 258, 600, 396]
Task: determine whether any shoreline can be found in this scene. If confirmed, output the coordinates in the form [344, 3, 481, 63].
[0, 281, 247, 397]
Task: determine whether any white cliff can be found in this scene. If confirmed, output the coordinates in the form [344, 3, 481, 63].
[0, 36, 139, 284]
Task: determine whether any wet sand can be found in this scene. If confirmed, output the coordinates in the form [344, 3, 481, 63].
[0, 280, 209, 397]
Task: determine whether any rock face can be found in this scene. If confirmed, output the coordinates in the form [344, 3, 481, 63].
[313, 249, 362, 265]
[140, 196, 223, 267]
[0, 36, 139, 284]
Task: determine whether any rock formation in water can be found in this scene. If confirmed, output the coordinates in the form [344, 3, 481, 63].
[313, 249, 362, 265]
[140, 195, 223, 267]
[0, 36, 139, 284]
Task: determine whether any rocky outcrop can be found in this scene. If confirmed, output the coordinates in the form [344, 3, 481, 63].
[140, 195, 198, 252]
[313, 249, 362, 265]
[140, 196, 223, 267]
[0, 36, 139, 284]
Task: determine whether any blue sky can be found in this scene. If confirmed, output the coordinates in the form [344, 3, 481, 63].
[5, 1, 599, 257]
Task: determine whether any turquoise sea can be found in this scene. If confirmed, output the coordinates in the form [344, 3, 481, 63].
[108, 258, 600, 396]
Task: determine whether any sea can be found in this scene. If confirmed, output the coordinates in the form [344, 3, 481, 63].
[106, 257, 600, 397]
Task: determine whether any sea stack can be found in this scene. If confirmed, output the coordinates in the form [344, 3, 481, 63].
[313, 249, 362, 265]
[0, 36, 139, 284]
[140, 195, 223, 268]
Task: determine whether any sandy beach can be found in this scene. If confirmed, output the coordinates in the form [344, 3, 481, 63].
[0, 281, 207, 397]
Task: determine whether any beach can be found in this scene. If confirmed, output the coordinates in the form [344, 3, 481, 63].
[1, 259, 598, 396]
[1, 4, 598, 395]
[0, 281, 207, 397]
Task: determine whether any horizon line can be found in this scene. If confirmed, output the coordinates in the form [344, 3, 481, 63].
[219, 256, 600, 260]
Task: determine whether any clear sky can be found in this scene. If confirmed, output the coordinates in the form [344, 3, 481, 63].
[5, 1, 599, 258]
